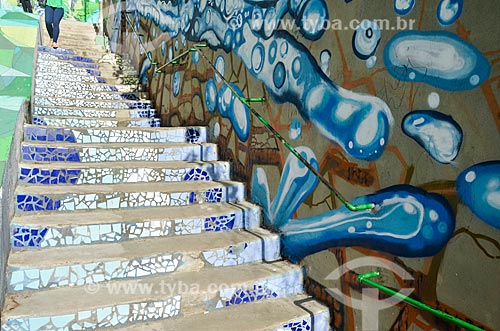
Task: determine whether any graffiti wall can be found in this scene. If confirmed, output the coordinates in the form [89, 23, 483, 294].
[0, 0, 100, 23]
[104, 0, 500, 329]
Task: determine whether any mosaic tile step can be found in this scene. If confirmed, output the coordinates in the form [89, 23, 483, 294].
[7, 227, 281, 292]
[121, 294, 330, 331]
[37, 45, 75, 55]
[34, 96, 152, 109]
[15, 180, 245, 213]
[36, 71, 108, 84]
[2, 261, 303, 330]
[36, 62, 102, 77]
[33, 107, 157, 119]
[37, 57, 98, 70]
[32, 115, 160, 128]
[10, 201, 261, 249]
[23, 125, 207, 144]
[18, 160, 230, 185]
[35, 78, 146, 93]
[37, 51, 96, 64]
[20, 141, 217, 163]
[34, 87, 149, 101]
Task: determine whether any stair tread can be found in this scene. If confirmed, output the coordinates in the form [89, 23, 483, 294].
[24, 124, 203, 132]
[11, 201, 259, 226]
[3, 261, 300, 318]
[121, 294, 328, 331]
[8, 227, 277, 267]
[16, 180, 243, 194]
[19, 160, 228, 170]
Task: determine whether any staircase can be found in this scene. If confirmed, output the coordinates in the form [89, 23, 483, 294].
[0, 21, 330, 330]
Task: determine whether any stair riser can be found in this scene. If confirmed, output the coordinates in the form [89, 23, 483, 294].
[32, 116, 160, 128]
[18, 163, 230, 185]
[8, 237, 280, 292]
[20, 144, 216, 163]
[34, 87, 148, 100]
[36, 73, 106, 84]
[36, 63, 101, 77]
[24, 126, 207, 144]
[3, 268, 303, 330]
[16, 184, 244, 213]
[10, 207, 260, 249]
[37, 48, 94, 63]
[34, 97, 152, 110]
[33, 107, 157, 119]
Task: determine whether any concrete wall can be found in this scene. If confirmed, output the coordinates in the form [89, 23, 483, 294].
[104, 0, 500, 329]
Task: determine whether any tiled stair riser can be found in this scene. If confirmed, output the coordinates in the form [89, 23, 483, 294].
[24, 126, 207, 144]
[11, 207, 261, 249]
[36, 62, 101, 76]
[8, 237, 280, 292]
[3, 269, 303, 331]
[36, 79, 143, 93]
[32, 116, 160, 128]
[18, 163, 230, 185]
[36, 72, 107, 83]
[33, 97, 152, 110]
[15, 184, 244, 213]
[33, 107, 157, 119]
[37, 58, 98, 69]
[34, 88, 148, 101]
[20, 144, 217, 163]
[37, 49, 95, 63]
[279, 313, 331, 331]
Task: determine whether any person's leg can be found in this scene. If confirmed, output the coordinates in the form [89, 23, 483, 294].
[23, 0, 33, 13]
[51, 7, 64, 47]
[45, 6, 55, 46]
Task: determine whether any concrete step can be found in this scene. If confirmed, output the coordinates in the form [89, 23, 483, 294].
[18, 160, 230, 185]
[10, 201, 261, 249]
[33, 96, 152, 110]
[15, 180, 244, 213]
[34, 86, 149, 100]
[24, 125, 207, 144]
[7, 228, 280, 292]
[120, 295, 330, 331]
[21, 141, 216, 163]
[2, 262, 303, 330]
[33, 106, 157, 119]
[32, 115, 160, 128]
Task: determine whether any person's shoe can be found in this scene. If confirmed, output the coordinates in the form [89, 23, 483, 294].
[52, 42, 58, 49]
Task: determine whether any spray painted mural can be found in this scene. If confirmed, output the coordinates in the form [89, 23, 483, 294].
[105, 0, 500, 329]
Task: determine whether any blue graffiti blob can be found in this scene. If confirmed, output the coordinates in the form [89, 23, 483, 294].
[394, 0, 416, 15]
[280, 185, 455, 262]
[289, 118, 302, 140]
[173, 71, 181, 97]
[205, 78, 218, 113]
[214, 55, 225, 83]
[298, 0, 328, 40]
[192, 50, 200, 64]
[352, 20, 381, 60]
[384, 30, 491, 91]
[437, 0, 463, 26]
[457, 161, 500, 230]
[251, 147, 319, 227]
[139, 52, 152, 85]
[402, 110, 463, 164]
[217, 83, 251, 142]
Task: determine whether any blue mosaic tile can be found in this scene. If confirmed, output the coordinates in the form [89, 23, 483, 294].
[25, 127, 77, 142]
[32, 116, 47, 126]
[183, 168, 211, 181]
[19, 167, 81, 184]
[185, 128, 201, 143]
[127, 102, 152, 109]
[12, 226, 48, 247]
[151, 119, 161, 127]
[225, 284, 278, 306]
[38, 46, 74, 54]
[17, 194, 61, 212]
[21, 146, 80, 162]
[110, 86, 119, 92]
[189, 188, 223, 203]
[97, 77, 106, 83]
[86, 69, 101, 76]
[204, 214, 236, 232]
[282, 320, 311, 331]
[120, 93, 140, 100]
